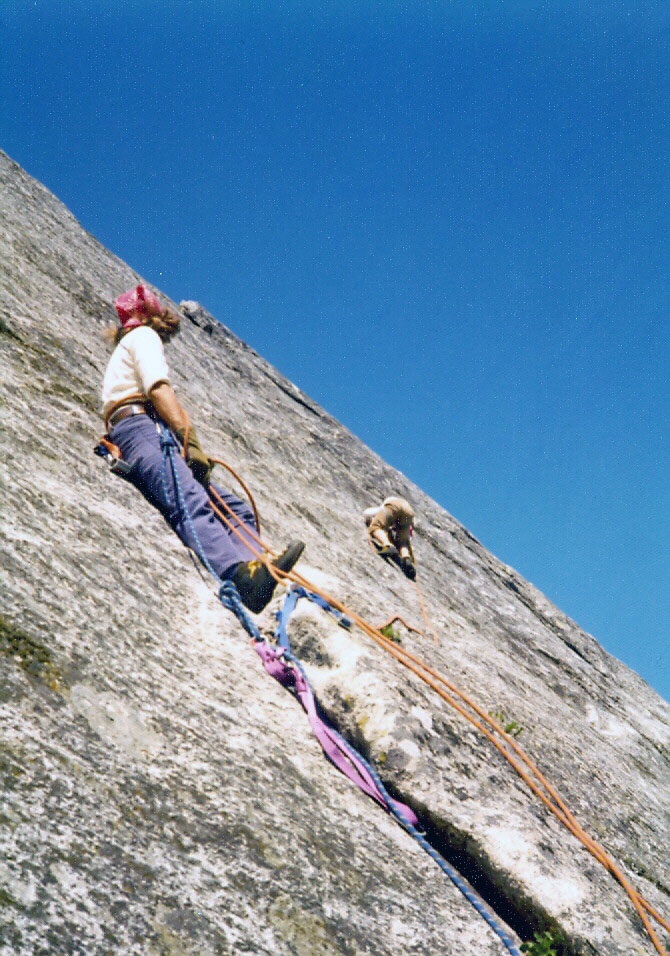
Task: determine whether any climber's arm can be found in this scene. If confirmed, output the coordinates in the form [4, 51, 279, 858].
[148, 381, 213, 486]
[148, 381, 189, 433]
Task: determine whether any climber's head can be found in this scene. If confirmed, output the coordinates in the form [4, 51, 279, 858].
[112, 284, 180, 342]
[114, 284, 161, 328]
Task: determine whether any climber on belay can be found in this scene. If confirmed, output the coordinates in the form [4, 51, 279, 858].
[99, 284, 304, 612]
[364, 496, 416, 580]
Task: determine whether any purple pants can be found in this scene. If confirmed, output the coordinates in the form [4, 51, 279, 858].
[109, 414, 258, 580]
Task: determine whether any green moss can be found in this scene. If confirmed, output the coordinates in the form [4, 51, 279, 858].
[0, 316, 21, 340]
[0, 887, 18, 908]
[0, 753, 25, 780]
[379, 624, 402, 643]
[0, 614, 65, 693]
[151, 923, 196, 956]
[269, 895, 343, 956]
[9, 335, 97, 414]
[521, 930, 566, 955]
[490, 710, 524, 738]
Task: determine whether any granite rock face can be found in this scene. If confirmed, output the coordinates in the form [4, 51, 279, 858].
[1, 149, 668, 956]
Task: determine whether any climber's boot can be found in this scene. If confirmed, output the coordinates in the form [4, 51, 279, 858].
[377, 544, 399, 560]
[232, 541, 305, 614]
[399, 556, 416, 580]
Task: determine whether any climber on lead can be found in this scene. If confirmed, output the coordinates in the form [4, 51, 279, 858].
[99, 284, 304, 613]
[364, 496, 416, 580]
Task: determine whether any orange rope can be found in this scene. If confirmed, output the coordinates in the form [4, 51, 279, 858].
[286, 564, 670, 954]
[208, 460, 262, 537]
[203, 489, 669, 954]
[413, 577, 438, 644]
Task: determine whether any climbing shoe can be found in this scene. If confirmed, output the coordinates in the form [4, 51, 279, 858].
[400, 557, 416, 581]
[232, 541, 305, 614]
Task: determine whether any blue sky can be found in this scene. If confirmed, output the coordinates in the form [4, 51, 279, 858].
[2, 1, 668, 701]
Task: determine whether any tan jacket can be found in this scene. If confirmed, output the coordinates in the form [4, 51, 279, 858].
[365, 496, 415, 559]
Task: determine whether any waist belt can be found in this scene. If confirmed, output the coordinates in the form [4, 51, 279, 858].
[107, 403, 148, 429]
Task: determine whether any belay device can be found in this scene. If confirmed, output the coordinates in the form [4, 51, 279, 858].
[93, 438, 133, 476]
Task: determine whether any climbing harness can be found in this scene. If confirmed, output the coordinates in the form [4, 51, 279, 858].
[96, 393, 262, 531]
[97, 416, 670, 956]
[94, 392, 150, 476]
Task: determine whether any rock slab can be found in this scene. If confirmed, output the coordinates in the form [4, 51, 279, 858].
[1, 150, 668, 955]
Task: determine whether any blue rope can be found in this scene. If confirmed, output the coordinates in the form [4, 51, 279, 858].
[160, 425, 262, 642]
[338, 733, 521, 954]
[287, 586, 353, 629]
[160, 424, 221, 582]
[159, 429, 521, 954]
[274, 586, 300, 650]
[274, 588, 523, 956]
[219, 581, 262, 642]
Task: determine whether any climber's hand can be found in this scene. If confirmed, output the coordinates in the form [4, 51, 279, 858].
[176, 425, 214, 487]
